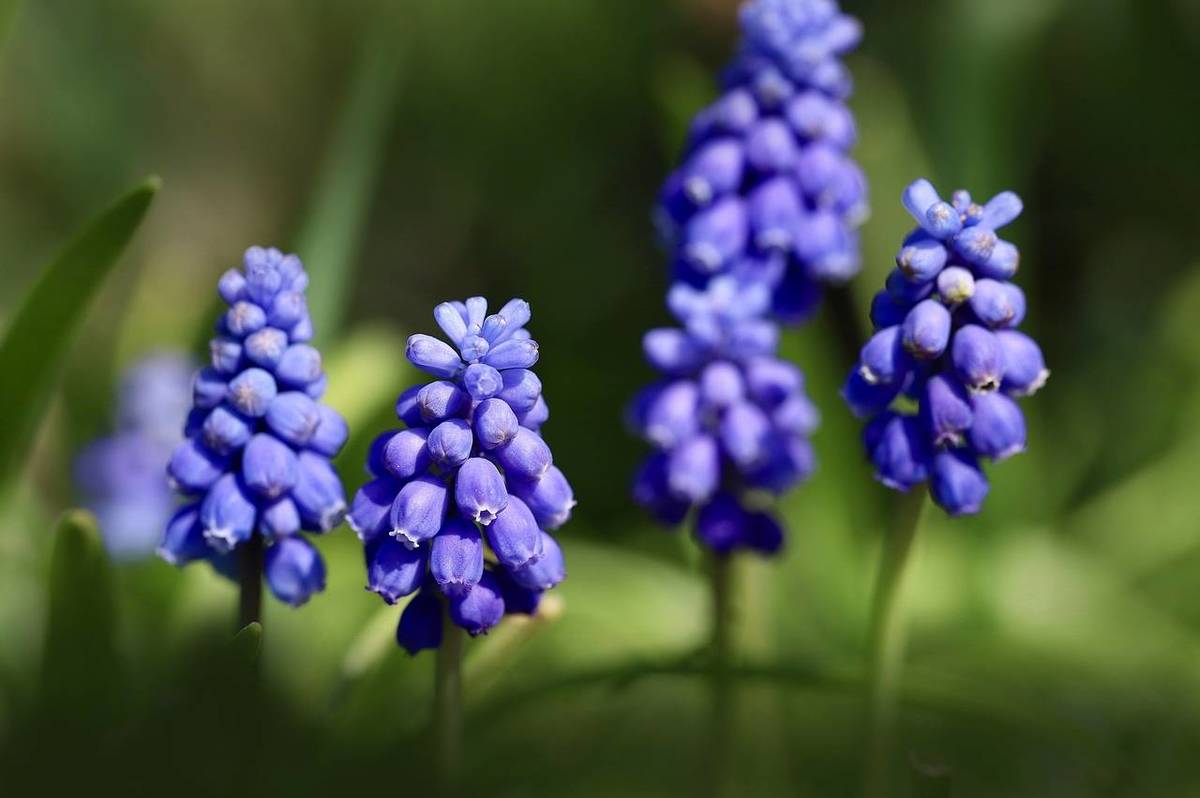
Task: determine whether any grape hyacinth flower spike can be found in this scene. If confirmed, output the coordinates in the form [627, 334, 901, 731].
[75, 353, 194, 560]
[348, 296, 572, 790]
[848, 179, 1047, 797]
[348, 296, 572, 650]
[630, 275, 818, 556]
[160, 247, 349, 621]
[656, 0, 867, 324]
[845, 178, 1047, 515]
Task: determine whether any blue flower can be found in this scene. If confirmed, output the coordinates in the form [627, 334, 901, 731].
[348, 297, 573, 647]
[656, 0, 866, 325]
[75, 353, 194, 561]
[630, 277, 819, 556]
[160, 247, 348, 606]
[843, 180, 1048, 516]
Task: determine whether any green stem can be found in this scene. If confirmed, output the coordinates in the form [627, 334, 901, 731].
[434, 608, 465, 798]
[864, 487, 928, 798]
[707, 552, 735, 798]
[238, 534, 263, 631]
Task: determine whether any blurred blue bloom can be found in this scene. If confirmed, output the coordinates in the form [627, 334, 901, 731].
[843, 180, 1049, 516]
[630, 276, 819, 556]
[160, 247, 348, 606]
[348, 297, 573, 647]
[656, 0, 866, 324]
[75, 353, 194, 561]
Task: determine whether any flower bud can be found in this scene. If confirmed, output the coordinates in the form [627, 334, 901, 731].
[936, 266, 975, 305]
[497, 368, 542, 415]
[695, 493, 748, 554]
[275, 344, 323, 389]
[482, 338, 539, 371]
[683, 197, 747, 273]
[487, 495, 544, 571]
[463, 363, 503, 400]
[455, 457, 509, 525]
[951, 325, 1005, 391]
[417, 380, 468, 423]
[382, 427, 430, 479]
[365, 534, 425, 603]
[644, 328, 707, 375]
[720, 401, 771, 469]
[996, 330, 1048, 396]
[406, 333, 463, 378]
[167, 437, 227, 494]
[291, 452, 346, 532]
[260, 497, 301, 538]
[968, 391, 1026, 460]
[389, 476, 449, 548]
[308, 404, 348, 457]
[224, 301, 267, 337]
[859, 326, 906, 385]
[427, 419, 474, 469]
[518, 395, 549, 431]
[244, 327, 289, 369]
[348, 477, 400, 541]
[901, 299, 952, 359]
[159, 504, 209, 565]
[929, 449, 989, 516]
[495, 427, 552, 481]
[667, 434, 720, 502]
[865, 413, 928, 490]
[448, 571, 505, 636]
[511, 532, 566, 591]
[193, 367, 228, 409]
[202, 405, 253, 455]
[397, 589, 443, 654]
[243, 433, 298, 499]
[264, 536, 325, 606]
[474, 397, 520, 450]
[431, 518, 484, 597]
[265, 391, 321, 446]
[969, 279, 1021, 328]
[512, 466, 575, 530]
[919, 374, 973, 447]
[200, 474, 257, 552]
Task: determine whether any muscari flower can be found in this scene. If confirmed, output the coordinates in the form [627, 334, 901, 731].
[656, 0, 866, 324]
[75, 353, 194, 560]
[159, 247, 348, 606]
[630, 276, 819, 555]
[348, 297, 573, 654]
[843, 179, 1049, 516]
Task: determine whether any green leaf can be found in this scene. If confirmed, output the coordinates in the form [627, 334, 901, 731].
[231, 621, 262, 666]
[294, 27, 403, 342]
[38, 510, 117, 715]
[0, 177, 159, 486]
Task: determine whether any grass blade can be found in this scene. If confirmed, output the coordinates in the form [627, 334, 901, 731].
[38, 510, 117, 718]
[0, 177, 159, 485]
[294, 29, 403, 341]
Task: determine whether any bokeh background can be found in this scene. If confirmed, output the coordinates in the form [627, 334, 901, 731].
[2, 0, 1199, 795]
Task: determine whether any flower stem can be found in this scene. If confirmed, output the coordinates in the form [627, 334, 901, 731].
[864, 487, 928, 798]
[707, 552, 735, 798]
[238, 533, 263, 631]
[434, 607, 465, 798]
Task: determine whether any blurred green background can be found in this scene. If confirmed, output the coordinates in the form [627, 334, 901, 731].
[2, 0, 1200, 795]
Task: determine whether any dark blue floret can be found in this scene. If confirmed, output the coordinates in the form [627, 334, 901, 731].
[842, 180, 1049, 516]
[656, 0, 866, 325]
[348, 297, 573, 648]
[159, 247, 348, 605]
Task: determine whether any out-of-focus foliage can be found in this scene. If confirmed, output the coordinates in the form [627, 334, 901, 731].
[1, 0, 1199, 795]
